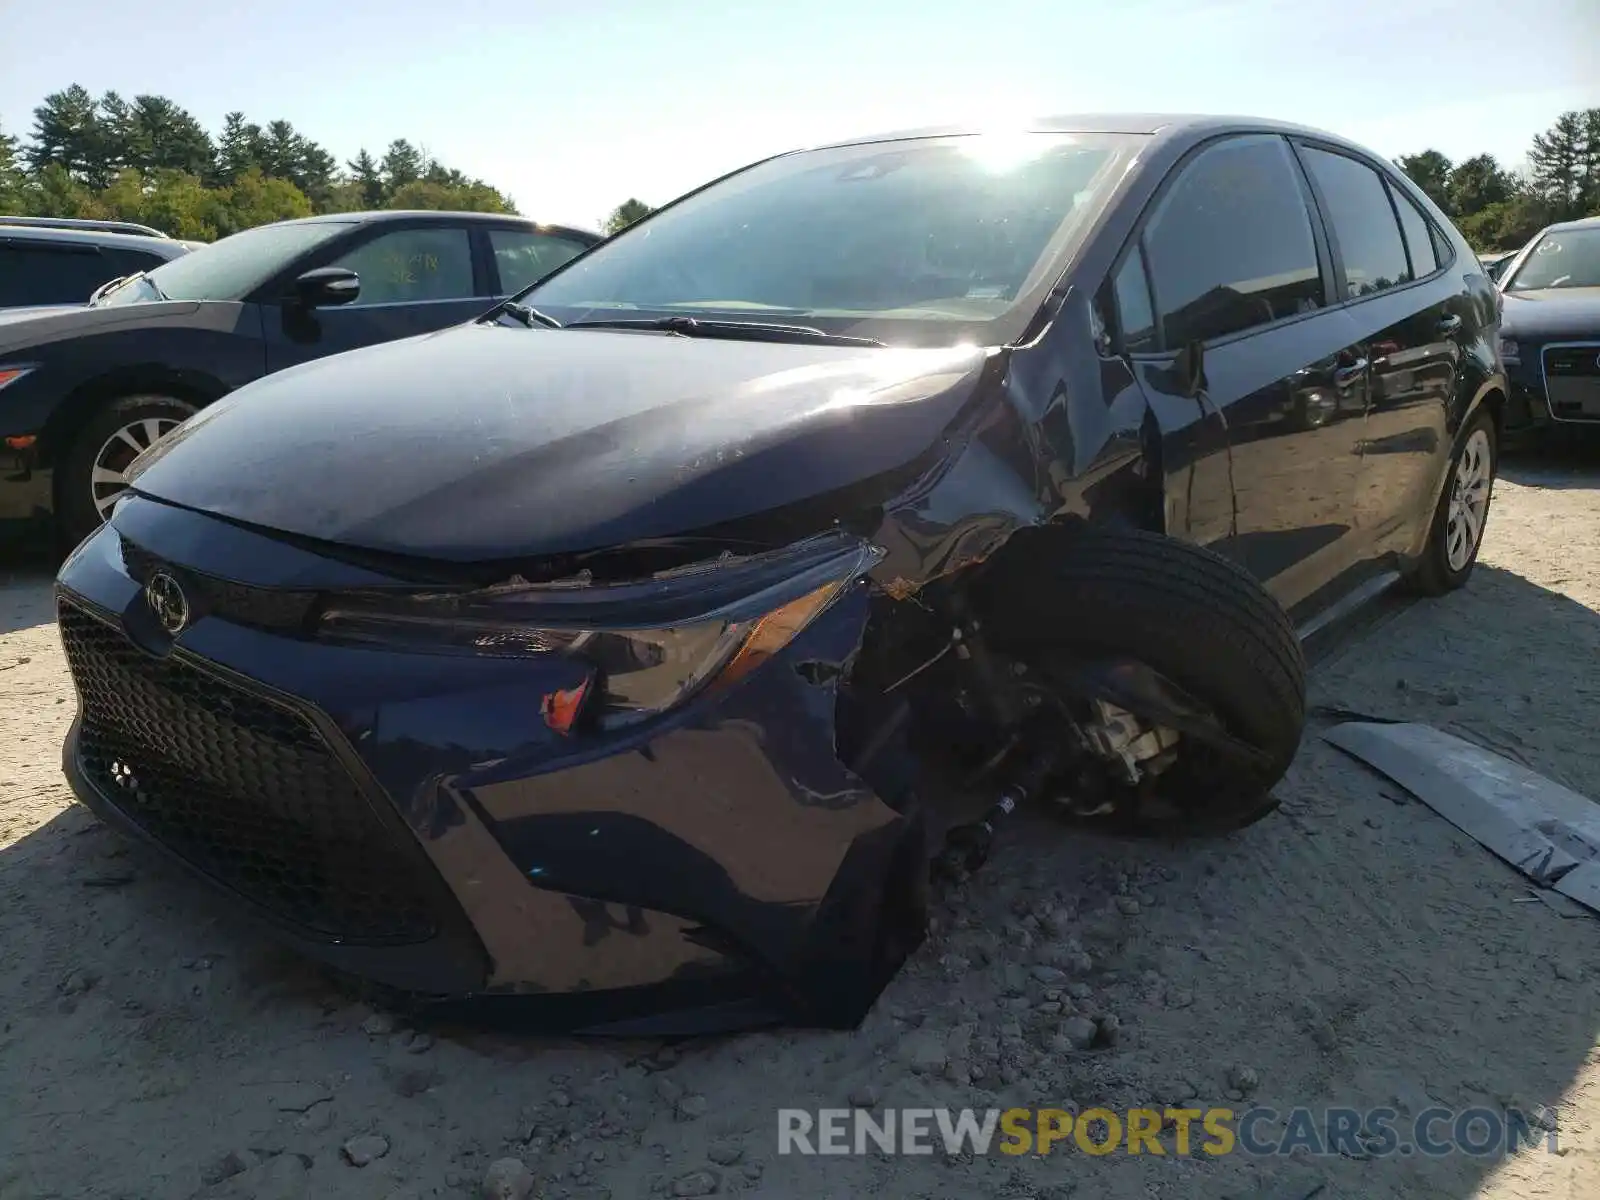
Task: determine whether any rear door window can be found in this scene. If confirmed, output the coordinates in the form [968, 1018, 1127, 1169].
[1299, 146, 1412, 298]
[488, 229, 592, 294]
[0, 242, 115, 305]
[104, 247, 178, 280]
[1142, 135, 1324, 347]
[1389, 186, 1439, 278]
[329, 226, 475, 305]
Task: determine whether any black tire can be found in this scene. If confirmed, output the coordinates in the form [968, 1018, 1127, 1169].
[56, 394, 197, 550]
[977, 528, 1307, 836]
[1405, 408, 1496, 597]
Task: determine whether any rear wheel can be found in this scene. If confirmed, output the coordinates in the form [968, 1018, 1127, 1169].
[1406, 408, 1496, 596]
[56, 395, 196, 549]
[977, 528, 1307, 836]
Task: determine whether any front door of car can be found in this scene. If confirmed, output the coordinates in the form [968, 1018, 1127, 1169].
[1293, 142, 1465, 562]
[262, 223, 489, 373]
[1120, 134, 1371, 620]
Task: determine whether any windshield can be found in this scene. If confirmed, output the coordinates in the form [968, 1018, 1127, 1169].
[95, 220, 354, 306]
[519, 132, 1145, 346]
[1504, 228, 1600, 292]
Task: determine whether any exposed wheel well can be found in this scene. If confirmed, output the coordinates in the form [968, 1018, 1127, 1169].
[1476, 386, 1506, 438]
[41, 368, 225, 472]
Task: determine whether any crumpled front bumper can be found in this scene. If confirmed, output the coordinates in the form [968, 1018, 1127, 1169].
[55, 496, 925, 1034]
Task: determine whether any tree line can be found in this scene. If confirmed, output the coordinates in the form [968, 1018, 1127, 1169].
[1396, 108, 1599, 250]
[4, 87, 1591, 251]
[0, 84, 523, 240]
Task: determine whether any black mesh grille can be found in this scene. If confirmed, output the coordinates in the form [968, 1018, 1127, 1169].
[59, 600, 438, 944]
[119, 537, 318, 633]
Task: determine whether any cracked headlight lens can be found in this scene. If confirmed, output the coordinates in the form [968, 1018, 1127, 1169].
[318, 534, 881, 725]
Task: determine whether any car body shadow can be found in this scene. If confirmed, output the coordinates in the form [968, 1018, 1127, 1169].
[1502, 439, 1600, 490]
[0, 551, 60, 638]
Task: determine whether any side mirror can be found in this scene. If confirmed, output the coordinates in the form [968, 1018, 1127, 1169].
[291, 267, 360, 308]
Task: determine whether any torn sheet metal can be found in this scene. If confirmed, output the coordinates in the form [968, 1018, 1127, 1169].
[1323, 721, 1600, 916]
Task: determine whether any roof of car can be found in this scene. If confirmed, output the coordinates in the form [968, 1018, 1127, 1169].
[0, 214, 171, 237]
[812, 113, 1368, 153]
[0, 223, 192, 257]
[1544, 214, 1600, 233]
[282, 210, 603, 240]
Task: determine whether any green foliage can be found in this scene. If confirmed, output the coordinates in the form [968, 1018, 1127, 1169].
[603, 197, 653, 235]
[0, 84, 521, 239]
[1395, 149, 1453, 211]
[0, 119, 25, 213]
[388, 178, 516, 213]
[1396, 108, 1600, 250]
[1446, 154, 1514, 216]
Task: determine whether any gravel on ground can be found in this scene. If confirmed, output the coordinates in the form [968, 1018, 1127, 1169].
[3, 457, 1598, 1199]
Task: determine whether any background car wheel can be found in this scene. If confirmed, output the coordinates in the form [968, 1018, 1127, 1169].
[1405, 408, 1496, 596]
[57, 394, 197, 550]
[978, 528, 1308, 836]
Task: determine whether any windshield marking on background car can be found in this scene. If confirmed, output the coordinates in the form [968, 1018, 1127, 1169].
[1504, 227, 1600, 292]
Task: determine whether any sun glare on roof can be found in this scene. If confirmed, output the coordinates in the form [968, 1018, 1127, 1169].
[960, 130, 1052, 173]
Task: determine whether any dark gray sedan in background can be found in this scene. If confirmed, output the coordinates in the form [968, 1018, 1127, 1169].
[1496, 215, 1600, 437]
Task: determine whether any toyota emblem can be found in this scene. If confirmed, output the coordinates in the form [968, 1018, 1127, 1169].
[144, 571, 190, 635]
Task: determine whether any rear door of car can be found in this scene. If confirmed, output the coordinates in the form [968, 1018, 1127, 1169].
[261, 218, 489, 372]
[1290, 141, 1467, 565]
[1113, 133, 1372, 620]
[0, 238, 121, 307]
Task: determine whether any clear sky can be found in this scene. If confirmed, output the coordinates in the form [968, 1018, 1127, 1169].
[1, 0, 1596, 230]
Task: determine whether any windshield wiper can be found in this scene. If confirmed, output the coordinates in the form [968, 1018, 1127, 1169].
[564, 315, 885, 347]
[493, 300, 562, 328]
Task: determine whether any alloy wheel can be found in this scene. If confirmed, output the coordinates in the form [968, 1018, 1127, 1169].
[1445, 428, 1493, 572]
[91, 417, 183, 519]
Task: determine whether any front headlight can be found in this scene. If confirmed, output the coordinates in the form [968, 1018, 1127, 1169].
[318, 532, 883, 728]
[1498, 336, 1519, 365]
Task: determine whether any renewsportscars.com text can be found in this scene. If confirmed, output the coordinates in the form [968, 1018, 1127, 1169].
[777, 1105, 1559, 1158]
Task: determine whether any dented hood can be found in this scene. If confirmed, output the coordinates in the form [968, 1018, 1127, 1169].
[128, 321, 989, 562]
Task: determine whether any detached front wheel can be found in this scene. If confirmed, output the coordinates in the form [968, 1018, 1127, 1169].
[56, 394, 196, 550]
[977, 528, 1307, 836]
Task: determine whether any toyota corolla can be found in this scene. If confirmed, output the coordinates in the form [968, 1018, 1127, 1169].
[55, 115, 1505, 1033]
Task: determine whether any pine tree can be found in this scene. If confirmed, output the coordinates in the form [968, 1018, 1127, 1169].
[380, 139, 424, 193]
[258, 119, 302, 180]
[25, 85, 102, 183]
[95, 91, 142, 180]
[1579, 108, 1600, 213]
[214, 112, 262, 184]
[1528, 110, 1587, 218]
[131, 95, 214, 176]
[346, 149, 385, 207]
[0, 120, 26, 213]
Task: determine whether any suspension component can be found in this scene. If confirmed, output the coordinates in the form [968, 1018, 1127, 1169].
[934, 734, 1071, 884]
[1081, 698, 1181, 784]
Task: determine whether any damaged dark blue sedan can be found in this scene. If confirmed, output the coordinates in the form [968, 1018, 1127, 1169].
[55, 115, 1506, 1033]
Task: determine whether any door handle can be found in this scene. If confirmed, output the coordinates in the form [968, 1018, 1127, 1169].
[1333, 358, 1369, 386]
[1438, 314, 1462, 334]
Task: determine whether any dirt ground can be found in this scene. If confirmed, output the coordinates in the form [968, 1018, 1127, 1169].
[4, 455, 1600, 1200]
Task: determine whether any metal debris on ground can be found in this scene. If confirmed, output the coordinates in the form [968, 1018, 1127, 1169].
[1324, 721, 1600, 917]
